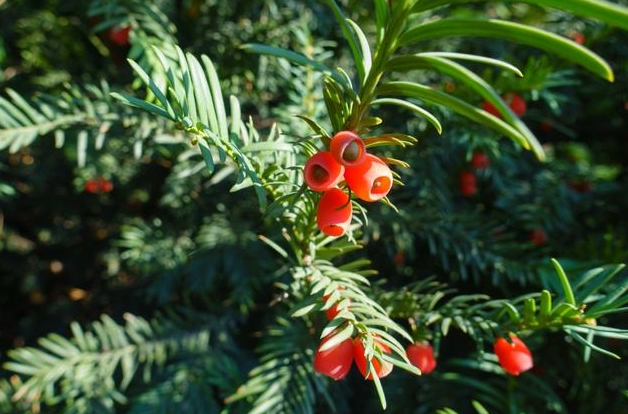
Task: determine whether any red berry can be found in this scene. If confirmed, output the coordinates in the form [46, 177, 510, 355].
[330, 131, 366, 167]
[570, 32, 585, 44]
[325, 302, 341, 320]
[99, 179, 113, 193]
[470, 151, 490, 170]
[393, 251, 405, 265]
[528, 228, 546, 246]
[323, 287, 349, 320]
[353, 336, 393, 380]
[493, 334, 534, 376]
[344, 154, 393, 202]
[84, 180, 100, 194]
[540, 120, 553, 132]
[482, 100, 501, 118]
[482, 93, 527, 118]
[406, 342, 437, 374]
[108, 26, 131, 46]
[569, 180, 591, 193]
[304, 151, 344, 192]
[504, 93, 527, 117]
[313, 334, 354, 381]
[459, 171, 477, 197]
[316, 189, 352, 237]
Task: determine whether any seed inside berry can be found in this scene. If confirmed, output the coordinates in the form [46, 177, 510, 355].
[371, 177, 390, 195]
[342, 141, 362, 162]
[312, 165, 330, 182]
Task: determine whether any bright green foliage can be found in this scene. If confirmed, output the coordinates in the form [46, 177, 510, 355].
[1, 0, 628, 413]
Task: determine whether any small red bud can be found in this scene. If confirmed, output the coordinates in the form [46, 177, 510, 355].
[493, 334, 534, 376]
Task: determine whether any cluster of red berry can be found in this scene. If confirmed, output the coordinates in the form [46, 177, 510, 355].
[304, 131, 393, 237]
[314, 332, 437, 381]
[318, 287, 436, 379]
[84, 177, 113, 194]
[493, 334, 534, 376]
[459, 150, 490, 197]
[314, 330, 532, 380]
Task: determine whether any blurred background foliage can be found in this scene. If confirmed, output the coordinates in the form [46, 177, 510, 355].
[0, 0, 627, 413]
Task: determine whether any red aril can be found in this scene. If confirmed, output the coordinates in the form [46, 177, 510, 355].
[459, 171, 477, 197]
[304, 151, 344, 192]
[528, 228, 547, 246]
[470, 151, 490, 170]
[108, 26, 131, 46]
[406, 342, 437, 374]
[344, 154, 393, 202]
[314, 334, 354, 380]
[493, 334, 534, 376]
[504, 93, 527, 117]
[353, 336, 393, 380]
[316, 188, 352, 237]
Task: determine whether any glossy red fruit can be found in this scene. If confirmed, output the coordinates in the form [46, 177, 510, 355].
[482, 100, 501, 118]
[393, 251, 405, 266]
[330, 131, 366, 167]
[84, 177, 113, 194]
[459, 171, 477, 197]
[569, 180, 592, 193]
[323, 287, 349, 320]
[471, 150, 490, 170]
[353, 336, 393, 380]
[84, 179, 100, 194]
[316, 189, 352, 237]
[108, 26, 131, 46]
[504, 93, 527, 117]
[540, 120, 553, 132]
[482, 93, 527, 118]
[529, 228, 547, 246]
[570, 31, 585, 44]
[493, 334, 534, 376]
[344, 154, 393, 202]
[406, 342, 437, 374]
[304, 151, 345, 192]
[313, 334, 354, 380]
[99, 179, 114, 193]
